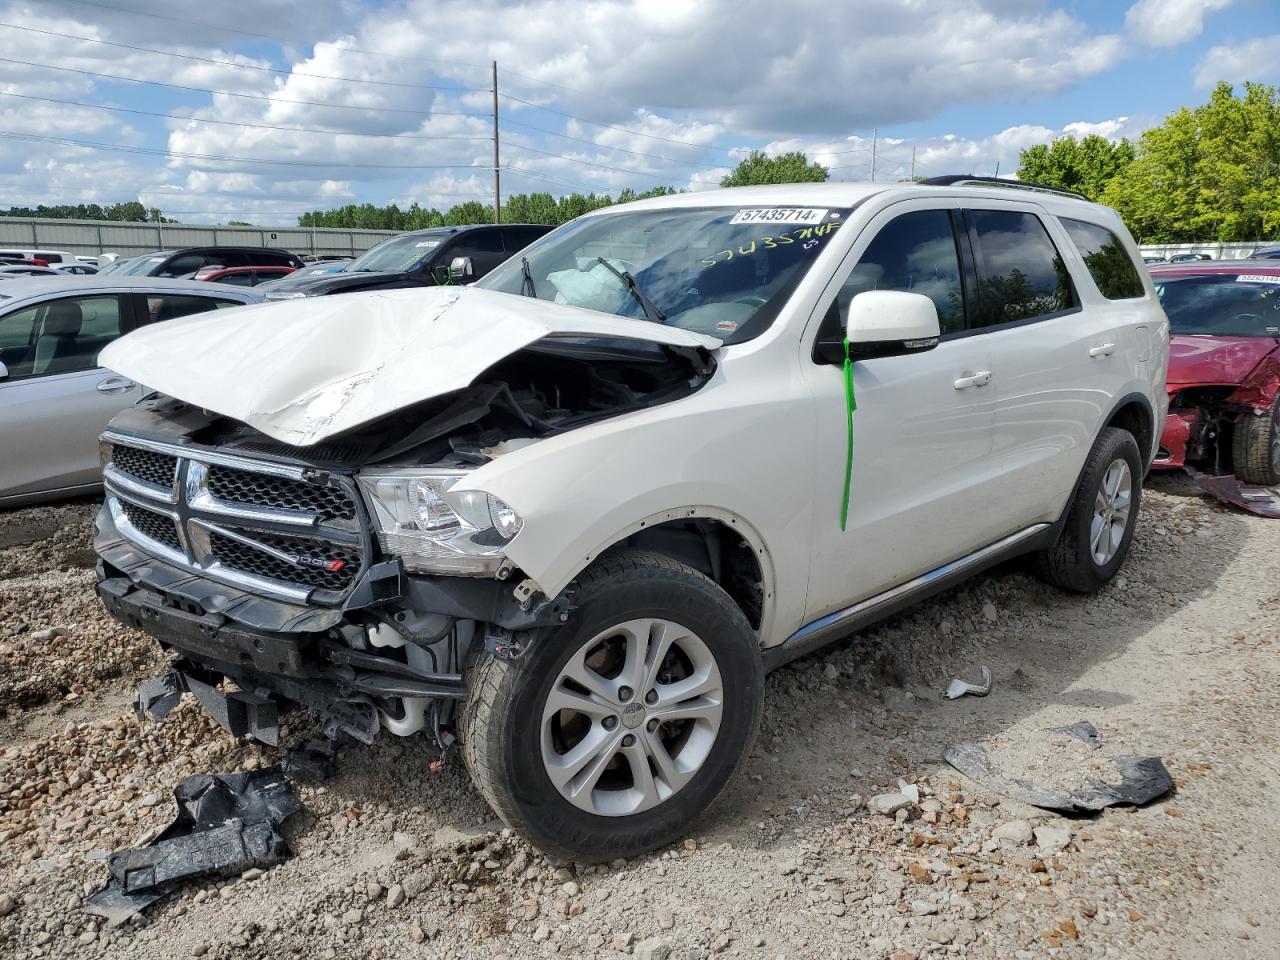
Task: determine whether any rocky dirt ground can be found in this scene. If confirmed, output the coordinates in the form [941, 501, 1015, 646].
[1, 473, 1277, 960]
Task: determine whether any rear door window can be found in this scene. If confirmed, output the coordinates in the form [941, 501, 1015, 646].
[215, 272, 255, 287]
[967, 210, 1076, 327]
[1060, 218, 1145, 300]
[249, 252, 295, 267]
[140, 294, 244, 325]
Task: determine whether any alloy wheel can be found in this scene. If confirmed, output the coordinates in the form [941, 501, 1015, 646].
[540, 618, 723, 817]
[1090, 457, 1132, 566]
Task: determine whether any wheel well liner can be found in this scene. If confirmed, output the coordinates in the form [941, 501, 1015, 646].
[1104, 393, 1155, 467]
[590, 512, 771, 633]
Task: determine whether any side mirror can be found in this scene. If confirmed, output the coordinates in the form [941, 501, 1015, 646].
[844, 291, 941, 360]
[0, 359, 8, 380]
[449, 256, 474, 281]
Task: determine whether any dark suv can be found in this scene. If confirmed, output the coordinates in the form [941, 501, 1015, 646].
[103, 247, 304, 279]
[262, 224, 552, 301]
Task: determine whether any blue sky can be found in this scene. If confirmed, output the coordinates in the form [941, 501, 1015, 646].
[1, 0, 1276, 223]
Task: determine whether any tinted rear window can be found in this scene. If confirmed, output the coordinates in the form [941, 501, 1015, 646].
[969, 210, 1075, 327]
[1061, 218, 1144, 300]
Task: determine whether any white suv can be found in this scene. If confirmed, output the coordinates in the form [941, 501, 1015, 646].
[93, 180, 1168, 861]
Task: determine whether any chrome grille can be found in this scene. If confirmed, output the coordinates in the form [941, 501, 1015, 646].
[207, 465, 355, 521]
[110, 444, 178, 489]
[101, 432, 366, 603]
[209, 530, 360, 592]
[120, 500, 182, 551]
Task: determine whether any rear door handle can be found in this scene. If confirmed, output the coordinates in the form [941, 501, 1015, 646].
[953, 371, 991, 390]
[1088, 343, 1116, 358]
[96, 376, 136, 394]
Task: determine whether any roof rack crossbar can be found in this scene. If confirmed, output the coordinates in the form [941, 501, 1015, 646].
[918, 175, 1088, 201]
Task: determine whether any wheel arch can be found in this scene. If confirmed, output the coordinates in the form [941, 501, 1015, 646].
[563, 507, 776, 640]
[1103, 391, 1157, 468]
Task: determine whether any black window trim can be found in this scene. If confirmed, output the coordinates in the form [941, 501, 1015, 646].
[943, 207, 1082, 341]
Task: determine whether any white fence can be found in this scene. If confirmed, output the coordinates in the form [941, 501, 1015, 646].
[0, 218, 399, 259]
[1138, 241, 1274, 260]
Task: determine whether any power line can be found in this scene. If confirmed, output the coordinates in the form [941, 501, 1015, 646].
[503, 142, 723, 184]
[58, 0, 492, 75]
[500, 93, 730, 156]
[0, 92, 493, 143]
[0, 22, 487, 93]
[0, 56, 487, 119]
[0, 130, 490, 170]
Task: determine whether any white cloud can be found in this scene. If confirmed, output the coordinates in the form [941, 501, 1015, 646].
[1124, 0, 1234, 48]
[1194, 35, 1280, 87]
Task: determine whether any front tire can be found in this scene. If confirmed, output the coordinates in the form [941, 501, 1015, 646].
[1034, 426, 1142, 594]
[1232, 398, 1280, 485]
[461, 549, 762, 862]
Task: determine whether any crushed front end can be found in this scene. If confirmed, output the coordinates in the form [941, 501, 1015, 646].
[94, 401, 569, 749]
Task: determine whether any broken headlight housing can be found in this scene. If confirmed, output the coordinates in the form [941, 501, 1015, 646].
[356, 470, 523, 576]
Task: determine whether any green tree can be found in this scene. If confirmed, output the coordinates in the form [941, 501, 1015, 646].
[719, 150, 828, 187]
[1101, 82, 1280, 242]
[1016, 134, 1135, 200]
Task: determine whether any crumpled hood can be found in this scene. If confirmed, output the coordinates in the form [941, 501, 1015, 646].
[1167, 334, 1280, 387]
[99, 286, 720, 446]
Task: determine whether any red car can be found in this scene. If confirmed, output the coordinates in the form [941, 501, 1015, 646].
[1151, 262, 1280, 496]
[193, 265, 296, 286]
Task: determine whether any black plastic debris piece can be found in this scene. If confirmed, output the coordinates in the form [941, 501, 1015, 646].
[943, 734, 1173, 814]
[85, 767, 302, 926]
[282, 738, 339, 783]
[1053, 720, 1103, 751]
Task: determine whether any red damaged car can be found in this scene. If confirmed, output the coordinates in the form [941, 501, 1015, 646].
[1151, 262, 1280, 507]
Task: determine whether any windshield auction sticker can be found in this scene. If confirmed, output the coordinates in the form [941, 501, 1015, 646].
[730, 208, 828, 225]
[1235, 274, 1280, 284]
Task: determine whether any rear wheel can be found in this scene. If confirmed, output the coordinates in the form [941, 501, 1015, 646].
[461, 550, 761, 861]
[1231, 397, 1280, 485]
[1034, 426, 1142, 594]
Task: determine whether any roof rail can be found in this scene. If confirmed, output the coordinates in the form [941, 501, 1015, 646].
[918, 175, 1088, 201]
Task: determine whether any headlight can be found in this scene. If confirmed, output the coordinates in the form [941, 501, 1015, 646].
[357, 471, 522, 576]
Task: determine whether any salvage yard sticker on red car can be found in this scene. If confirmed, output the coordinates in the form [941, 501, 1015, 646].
[730, 208, 828, 225]
[1235, 274, 1280, 284]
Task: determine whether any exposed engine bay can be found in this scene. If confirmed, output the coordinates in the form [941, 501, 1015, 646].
[175, 339, 711, 469]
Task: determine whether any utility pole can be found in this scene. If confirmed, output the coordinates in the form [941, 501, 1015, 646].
[869, 128, 877, 181]
[910, 146, 916, 181]
[492, 60, 501, 224]
[993, 160, 1000, 178]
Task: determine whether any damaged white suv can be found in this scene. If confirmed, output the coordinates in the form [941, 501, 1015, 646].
[94, 179, 1168, 860]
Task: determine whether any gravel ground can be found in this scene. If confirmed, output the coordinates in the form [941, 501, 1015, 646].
[1, 472, 1277, 960]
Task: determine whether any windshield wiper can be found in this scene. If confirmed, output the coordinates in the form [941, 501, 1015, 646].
[520, 256, 538, 298]
[595, 257, 666, 323]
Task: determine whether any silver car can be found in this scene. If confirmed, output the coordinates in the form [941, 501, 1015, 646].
[0, 276, 263, 507]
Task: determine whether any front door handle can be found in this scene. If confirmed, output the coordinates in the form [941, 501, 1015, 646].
[96, 376, 136, 394]
[953, 371, 991, 390]
[1088, 343, 1117, 358]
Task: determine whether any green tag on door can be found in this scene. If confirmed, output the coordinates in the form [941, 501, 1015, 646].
[840, 337, 857, 531]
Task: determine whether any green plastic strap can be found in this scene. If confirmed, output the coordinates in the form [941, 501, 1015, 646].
[840, 337, 857, 531]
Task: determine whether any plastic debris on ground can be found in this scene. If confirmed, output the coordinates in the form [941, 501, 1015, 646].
[1188, 470, 1280, 519]
[943, 665, 993, 700]
[282, 737, 339, 783]
[943, 721, 1172, 814]
[85, 767, 302, 926]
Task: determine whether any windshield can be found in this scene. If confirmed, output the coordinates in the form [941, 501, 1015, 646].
[348, 234, 445, 273]
[1156, 274, 1280, 337]
[477, 205, 848, 339]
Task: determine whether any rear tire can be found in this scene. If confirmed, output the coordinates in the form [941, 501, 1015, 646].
[1034, 427, 1142, 594]
[461, 549, 762, 862]
[1231, 398, 1280, 485]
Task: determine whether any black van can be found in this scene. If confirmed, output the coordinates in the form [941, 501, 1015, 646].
[102, 247, 304, 279]
[262, 224, 552, 301]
